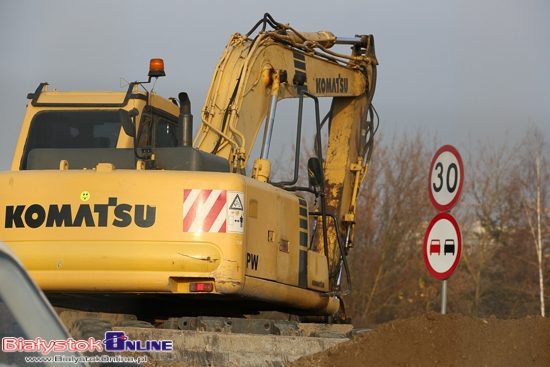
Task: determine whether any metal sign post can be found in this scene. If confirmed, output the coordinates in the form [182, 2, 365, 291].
[426, 145, 464, 315]
[441, 280, 447, 314]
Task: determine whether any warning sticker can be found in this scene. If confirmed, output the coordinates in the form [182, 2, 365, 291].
[227, 191, 244, 233]
[183, 189, 227, 233]
[229, 194, 243, 210]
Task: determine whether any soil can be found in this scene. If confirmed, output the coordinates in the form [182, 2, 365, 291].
[290, 313, 550, 367]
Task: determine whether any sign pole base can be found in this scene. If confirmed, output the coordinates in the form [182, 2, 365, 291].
[441, 279, 447, 315]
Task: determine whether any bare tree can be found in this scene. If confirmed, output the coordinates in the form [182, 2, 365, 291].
[464, 142, 516, 315]
[518, 127, 548, 317]
[349, 133, 433, 325]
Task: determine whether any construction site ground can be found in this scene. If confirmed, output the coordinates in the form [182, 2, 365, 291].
[290, 312, 550, 367]
[72, 312, 550, 366]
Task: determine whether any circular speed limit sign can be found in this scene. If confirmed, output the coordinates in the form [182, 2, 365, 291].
[429, 145, 464, 212]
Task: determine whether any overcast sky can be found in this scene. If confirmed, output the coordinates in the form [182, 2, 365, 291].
[0, 0, 548, 169]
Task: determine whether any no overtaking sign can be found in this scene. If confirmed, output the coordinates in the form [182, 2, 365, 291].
[423, 212, 462, 280]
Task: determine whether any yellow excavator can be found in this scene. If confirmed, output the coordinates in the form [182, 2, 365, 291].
[1, 14, 377, 322]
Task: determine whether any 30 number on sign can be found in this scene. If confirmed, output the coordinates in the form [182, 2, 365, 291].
[432, 161, 459, 194]
[429, 145, 464, 212]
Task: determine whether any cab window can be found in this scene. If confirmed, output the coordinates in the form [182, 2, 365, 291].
[22, 110, 121, 169]
[25, 110, 120, 149]
[137, 106, 179, 148]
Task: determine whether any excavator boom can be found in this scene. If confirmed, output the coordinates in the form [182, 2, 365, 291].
[195, 15, 376, 170]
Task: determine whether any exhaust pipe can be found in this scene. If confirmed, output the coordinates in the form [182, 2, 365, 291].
[178, 92, 193, 147]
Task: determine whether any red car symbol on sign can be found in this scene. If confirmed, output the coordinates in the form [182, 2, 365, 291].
[430, 240, 441, 255]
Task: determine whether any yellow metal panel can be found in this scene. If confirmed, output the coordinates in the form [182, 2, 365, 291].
[240, 276, 339, 316]
[14, 241, 222, 273]
[307, 250, 329, 292]
[0, 170, 245, 241]
[275, 193, 300, 286]
[243, 179, 301, 287]
[0, 170, 248, 294]
[244, 182, 278, 280]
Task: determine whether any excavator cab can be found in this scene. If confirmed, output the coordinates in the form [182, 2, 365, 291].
[19, 66, 229, 173]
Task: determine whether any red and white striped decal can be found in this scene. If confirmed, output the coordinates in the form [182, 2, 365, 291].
[183, 189, 227, 233]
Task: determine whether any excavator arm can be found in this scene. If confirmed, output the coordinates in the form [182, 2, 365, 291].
[195, 15, 375, 161]
[195, 14, 378, 293]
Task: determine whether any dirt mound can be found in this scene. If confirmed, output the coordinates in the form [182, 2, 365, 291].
[290, 313, 550, 367]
